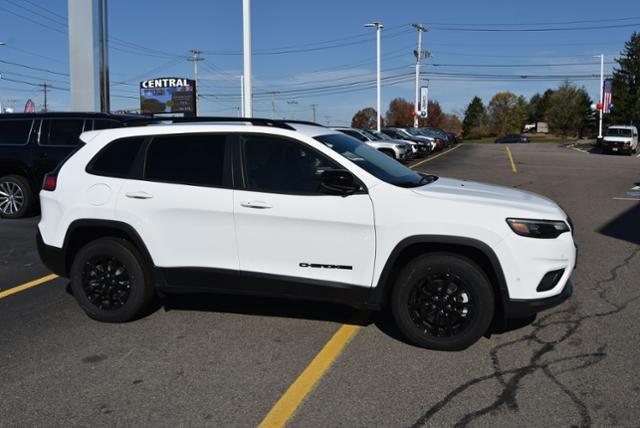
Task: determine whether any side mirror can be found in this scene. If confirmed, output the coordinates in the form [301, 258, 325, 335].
[320, 169, 360, 195]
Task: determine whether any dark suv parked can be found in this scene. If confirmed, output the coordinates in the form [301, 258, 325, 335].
[0, 112, 143, 218]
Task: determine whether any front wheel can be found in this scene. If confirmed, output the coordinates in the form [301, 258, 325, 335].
[0, 175, 34, 219]
[70, 238, 155, 322]
[391, 253, 495, 351]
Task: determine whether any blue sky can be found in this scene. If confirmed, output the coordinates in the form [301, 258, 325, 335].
[0, 0, 638, 124]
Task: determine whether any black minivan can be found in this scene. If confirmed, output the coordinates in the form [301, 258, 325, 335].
[0, 112, 143, 218]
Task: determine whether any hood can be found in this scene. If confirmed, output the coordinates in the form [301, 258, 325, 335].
[411, 177, 565, 218]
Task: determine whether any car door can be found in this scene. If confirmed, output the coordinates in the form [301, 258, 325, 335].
[233, 134, 376, 287]
[116, 133, 238, 271]
[34, 118, 86, 182]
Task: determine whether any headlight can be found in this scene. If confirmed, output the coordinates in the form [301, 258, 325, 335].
[506, 218, 570, 239]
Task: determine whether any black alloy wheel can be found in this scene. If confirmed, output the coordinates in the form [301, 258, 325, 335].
[407, 272, 474, 338]
[391, 253, 495, 351]
[70, 238, 155, 322]
[81, 255, 132, 311]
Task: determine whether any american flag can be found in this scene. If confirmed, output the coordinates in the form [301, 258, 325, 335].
[603, 79, 613, 114]
[24, 99, 35, 113]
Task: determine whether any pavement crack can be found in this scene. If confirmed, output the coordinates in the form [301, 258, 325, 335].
[411, 246, 640, 427]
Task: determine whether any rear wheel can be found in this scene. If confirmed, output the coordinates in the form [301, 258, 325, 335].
[70, 238, 155, 322]
[0, 175, 33, 219]
[391, 253, 494, 351]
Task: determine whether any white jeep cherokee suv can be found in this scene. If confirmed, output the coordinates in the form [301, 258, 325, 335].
[37, 118, 575, 350]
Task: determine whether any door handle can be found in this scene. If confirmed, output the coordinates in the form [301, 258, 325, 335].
[125, 191, 153, 200]
[240, 200, 272, 209]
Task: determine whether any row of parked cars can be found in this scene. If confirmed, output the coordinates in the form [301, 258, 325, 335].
[331, 126, 461, 162]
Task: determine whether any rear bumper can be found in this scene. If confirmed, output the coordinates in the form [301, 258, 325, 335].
[36, 231, 67, 277]
[503, 280, 572, 319]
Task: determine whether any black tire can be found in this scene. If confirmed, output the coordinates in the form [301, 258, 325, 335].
[0, 175, 34, 219]
[70, 238, 155, 322]
[391, 252, 494, 351]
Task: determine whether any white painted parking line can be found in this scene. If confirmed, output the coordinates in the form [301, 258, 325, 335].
[636, 153, 640, 158]
[613, 197, 640, 201]
[571, 146, 589, 154]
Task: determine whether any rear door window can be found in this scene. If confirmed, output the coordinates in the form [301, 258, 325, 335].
[87, 137, 145, 178]
[144, 134, 228, 187]
[0, 120, 33, 145]
[40, 119, 85, 146]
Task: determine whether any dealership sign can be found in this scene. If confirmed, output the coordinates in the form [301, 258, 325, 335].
[419, 86, 428, 117]
[140, 77, 197, 116]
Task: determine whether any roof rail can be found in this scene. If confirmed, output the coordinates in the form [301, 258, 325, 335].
[121, 116, 299, 130]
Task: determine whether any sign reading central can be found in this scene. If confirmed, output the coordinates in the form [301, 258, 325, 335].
[140, 77, 197, 117]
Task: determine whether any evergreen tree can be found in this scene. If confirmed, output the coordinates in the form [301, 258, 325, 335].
[462, 96, 486, 137]
[611, 32, 640, 125]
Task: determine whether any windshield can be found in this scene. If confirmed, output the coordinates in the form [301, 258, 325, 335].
[606, 128, 633, 137]
[359, 129, 382, 141]
[369, 130, 394, 141]
[315, 133, 436, 188]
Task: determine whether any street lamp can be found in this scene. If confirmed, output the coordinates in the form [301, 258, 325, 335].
[365, 21, 383, 131]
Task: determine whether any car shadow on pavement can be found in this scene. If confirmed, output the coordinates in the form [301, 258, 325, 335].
[598, 202, 640, 246]
[372, 309, 536, 349]
[161, 293, 373, 326]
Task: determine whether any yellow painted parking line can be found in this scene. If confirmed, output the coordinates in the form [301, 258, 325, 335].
[0, 273, 59, 300]
[409, 144, 462, 169]
[260, 143, 464, 427]
[505, 146, 517, 172]
[259, 323, 361, 428]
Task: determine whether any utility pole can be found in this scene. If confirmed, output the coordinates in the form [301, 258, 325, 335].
[286, 100, 298, 119]
[365, 21, 383, 131]
[188, 49, 204, 116]
[597, 53, 604, 139]
[41, 83, 49, 112]
[270, 91, 278, 119]
[325, 115, 331, 126]
[412, 24, 427, 128]
[310, 104, 318, 122]
[242, 0, 253, 117]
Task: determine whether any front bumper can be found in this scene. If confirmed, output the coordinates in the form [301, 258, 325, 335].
[503, 280, 573, 318]
[36, 231, 67, 277]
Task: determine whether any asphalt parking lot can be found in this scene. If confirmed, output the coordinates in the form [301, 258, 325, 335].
[2, 143, 640, 427]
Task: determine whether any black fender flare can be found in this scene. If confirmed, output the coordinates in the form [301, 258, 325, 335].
[366, 235, 510, 307]
[61, 219, 155, 275]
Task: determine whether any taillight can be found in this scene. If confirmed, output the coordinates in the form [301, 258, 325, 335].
[43, 173, 57, 191]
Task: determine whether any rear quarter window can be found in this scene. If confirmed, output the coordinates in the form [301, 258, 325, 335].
[0, 120, 33, 145]
[87, 137, 145, 178]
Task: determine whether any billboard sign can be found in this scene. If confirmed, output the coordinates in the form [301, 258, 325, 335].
[419, 86, 428, 117]
[140, 77, 196, 116]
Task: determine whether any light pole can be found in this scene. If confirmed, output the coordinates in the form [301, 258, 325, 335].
[412, 24, 427, 128]
[594, 54, 605, 139]
[365, 21, 383, 131]
[242, 0, 253, 117]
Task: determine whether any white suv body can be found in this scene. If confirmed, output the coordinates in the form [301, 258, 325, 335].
[37, 120, 575, 350]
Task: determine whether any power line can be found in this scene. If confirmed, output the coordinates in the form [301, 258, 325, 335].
[422, 16, 640, 27]
[428, 22, 640, 32]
